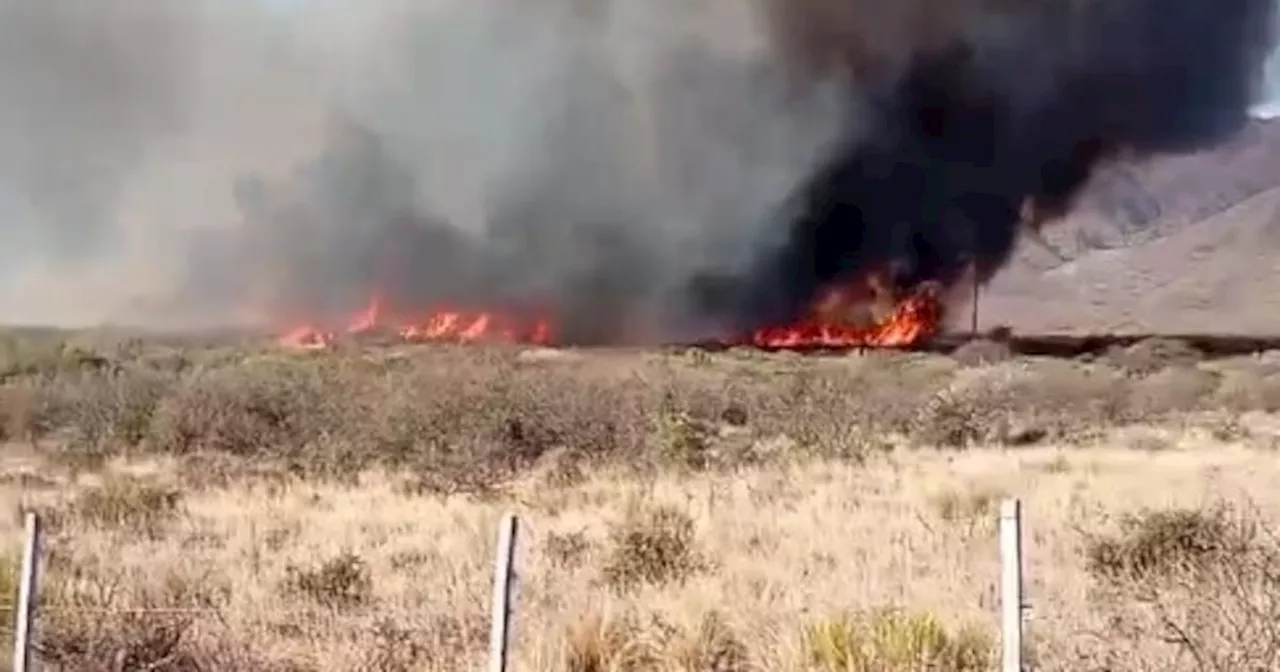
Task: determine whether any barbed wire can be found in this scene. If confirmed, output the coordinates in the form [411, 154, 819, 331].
[0, 603, 468, 637]
[0, 604, 223, 615]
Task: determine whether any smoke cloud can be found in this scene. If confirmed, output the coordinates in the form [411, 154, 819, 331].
[0, 0, 1276, 340]
[706, 0, 1278, 330]
[0, 0, 850, 339]
[0, 0, 334, 326]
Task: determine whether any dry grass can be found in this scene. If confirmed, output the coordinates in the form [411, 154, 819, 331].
[3, 329, 1280, 670]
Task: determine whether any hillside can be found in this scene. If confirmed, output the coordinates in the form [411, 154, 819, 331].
[980, 118, 1280, 335]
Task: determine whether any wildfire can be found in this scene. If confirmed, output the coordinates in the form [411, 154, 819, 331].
[739, 272, 943, 349]
[277, 293, 555, 350]
[744, 288, 941, 349]
[275, 273, 942, 351]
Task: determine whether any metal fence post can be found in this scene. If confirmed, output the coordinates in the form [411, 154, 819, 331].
[12, 511, 42, 672]
[1000, 499, 1025, 672]
[487, 513, 519, 672]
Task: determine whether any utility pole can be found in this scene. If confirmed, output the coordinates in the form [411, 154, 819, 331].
[971, 266, 980, 337]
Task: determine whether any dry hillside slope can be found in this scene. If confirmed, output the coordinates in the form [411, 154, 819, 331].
[982, 118, 1280, 335]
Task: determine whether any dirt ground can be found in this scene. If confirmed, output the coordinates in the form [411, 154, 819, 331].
[3, 330, 1280, 671]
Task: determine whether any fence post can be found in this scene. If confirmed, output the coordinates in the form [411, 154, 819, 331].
[12, 511, 42, 672]
[487, 512, 519, 672]
[999, 499, 1024, 672]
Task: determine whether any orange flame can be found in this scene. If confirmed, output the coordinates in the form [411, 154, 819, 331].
[275, 272, 941, 350]
[742, 290, 941, 348]
[276, 297, 556, 350]
[734, 272, 942, 349]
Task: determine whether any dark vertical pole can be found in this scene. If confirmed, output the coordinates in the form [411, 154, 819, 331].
[971, 269, 980, 336]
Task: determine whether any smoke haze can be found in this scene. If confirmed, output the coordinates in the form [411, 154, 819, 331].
[0, 0, 1277, 339]
[0, 0, 850, 339]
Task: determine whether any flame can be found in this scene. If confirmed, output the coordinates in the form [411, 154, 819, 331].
[275, 272, 941, 351]
[736, 272, 943, 349]
[276, 296, 556, 350]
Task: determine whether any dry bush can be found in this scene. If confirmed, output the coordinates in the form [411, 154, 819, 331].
[0, 336, 113, 383]
[660, 611, 753, 672]
[930, 485, 1005, 533]
[2, 549, 16, 655]
[38, 561, 271, 672]
[657, 409, 717, 470]
[58, 368, 174, 456]
[950, 338, 1014, 367]
[1082, 505, 1244, 582]
[802, 609, 992, 672]
[560, 608, 750, 672]
[601, 504, 706, 591]
[0, 379, 58, 443]
[911, 376, 1019, 448]
[360, 614, 485, 672]
[1123, 366, 1220, 420]
[145, 359, 362, 462]
[1079, 502, 1280, 671]
[39, 617, 281, 672]
[1210, 368, 1280, 413]
[281, 551, 373, 609]
[69, 477, 184, 541]
[1105, 337, 1205, 376]
[907, 360, 1129, 447]
[1, 549, 16, 600]
[544, 530, 592, 569]
[562, 608, 662, 671]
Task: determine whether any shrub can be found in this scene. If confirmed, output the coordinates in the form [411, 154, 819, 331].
[950, 338, 1014, 367]
[70, 477, 184, 540]
[1, 549, 16, 614]
[1080, 502, 1280, 671]
[544, 530, 592, 569]
[657, 409, 716, 470]
[661, 611, 753, 672]
[601, 504, 705, 591]
[39, 563, 265, 671]
[562, 609, 659, 672]
[1106, 338, 1204, 376]
[803, 609, 992, 672]
[146, 363, 337, 459]
[1083, 505, 1241, 582]
[282, 551, 373, 608]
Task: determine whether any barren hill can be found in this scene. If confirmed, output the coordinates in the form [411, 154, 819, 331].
[979, 118, 1280, 335]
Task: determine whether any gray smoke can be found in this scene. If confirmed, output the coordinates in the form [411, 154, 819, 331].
[0, 0, 334, 326]
[0, 0, 849, 336]
[188, 0, 851, 342]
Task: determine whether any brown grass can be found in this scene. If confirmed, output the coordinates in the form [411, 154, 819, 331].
[3, 330, 1280, 670]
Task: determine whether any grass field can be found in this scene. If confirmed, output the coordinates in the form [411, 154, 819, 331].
[3, 330, 1280, 671]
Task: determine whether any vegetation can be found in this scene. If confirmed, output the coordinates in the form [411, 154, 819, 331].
[1, 328, 1280, 669]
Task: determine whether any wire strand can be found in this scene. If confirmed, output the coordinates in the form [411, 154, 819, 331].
[0, 605, 222, 615]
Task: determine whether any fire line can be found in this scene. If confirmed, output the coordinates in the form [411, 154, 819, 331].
[275, 273, 943, 351]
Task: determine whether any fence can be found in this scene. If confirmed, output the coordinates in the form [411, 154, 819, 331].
[6, 502, 1031, 672]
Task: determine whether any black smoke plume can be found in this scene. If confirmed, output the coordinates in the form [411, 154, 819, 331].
[706, 0, 1278, 331]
